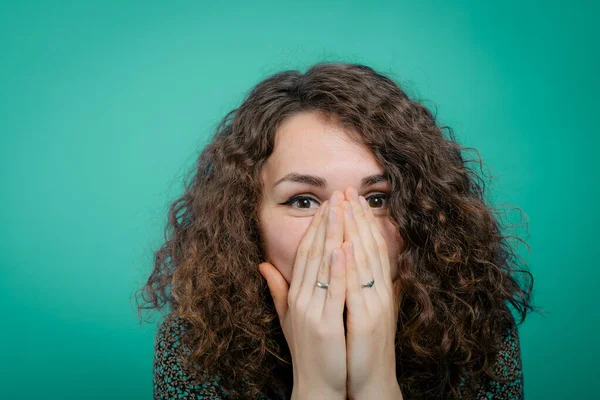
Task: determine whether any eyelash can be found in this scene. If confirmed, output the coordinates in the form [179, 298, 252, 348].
[281, 193, 388, 210]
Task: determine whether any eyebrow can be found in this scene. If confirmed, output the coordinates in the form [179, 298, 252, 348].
[273, 172, 389, 189]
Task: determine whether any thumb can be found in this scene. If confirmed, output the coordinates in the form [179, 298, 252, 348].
[258, 262, 289, 320]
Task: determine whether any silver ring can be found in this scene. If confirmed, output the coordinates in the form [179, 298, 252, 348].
[315, 279, 375, 289]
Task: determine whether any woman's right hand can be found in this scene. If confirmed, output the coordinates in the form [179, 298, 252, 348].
[258, 191, 347, 399]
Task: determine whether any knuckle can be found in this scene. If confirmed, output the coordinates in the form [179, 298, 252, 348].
[305, 310, 321, 328]
[287, 293, 297, 311]
[290, 295, 307, 314]
[314, 322, 335, 339]
[327, 286, 343, 300]
[319, 258, 330, 274]
[296, 245, 309, 260]
[355, 321, 373, 336]
[368, 240, 378, 255]
[372, 303, 386, 322]
[379, 291, 391, 307]
[308, 242, 323, 260]
[330, 262, 343, 278]
[372, 306, 383, 321]
[368, 321, 378, 335]
[325, 225, 338, 240]
[356, 254, 368, 267]
[358, 209, 367, 220]
[287, 288, 297, 303]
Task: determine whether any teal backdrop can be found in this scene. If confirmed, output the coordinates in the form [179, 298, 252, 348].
[1, 1, 597, 399]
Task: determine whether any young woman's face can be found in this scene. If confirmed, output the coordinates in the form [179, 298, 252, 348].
[258, 110, 404, 285]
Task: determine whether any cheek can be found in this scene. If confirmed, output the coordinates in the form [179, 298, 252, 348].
[261, 216, 310, 285]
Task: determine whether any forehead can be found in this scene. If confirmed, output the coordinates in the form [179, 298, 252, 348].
[264, 111, 382, 181]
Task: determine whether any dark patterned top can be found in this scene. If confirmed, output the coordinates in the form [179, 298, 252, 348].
[153, 316, 524, 399]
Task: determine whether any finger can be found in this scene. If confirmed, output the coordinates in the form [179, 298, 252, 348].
[321, 247, 346, 321]
[313, 193, 344, 306]
[289, 200, 329, 298]
[359, 195, 392, 290]
[346, 188, 386, 297]
[355, 196, 388, 292]
[342, 200, 373, 293]
[299, 199, 330, 302]
[343, 241, 367, 314]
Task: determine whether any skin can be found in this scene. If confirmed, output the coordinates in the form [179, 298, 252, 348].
[258, 110, 404, 287]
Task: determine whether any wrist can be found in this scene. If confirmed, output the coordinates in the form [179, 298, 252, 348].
[292, 384, 346, 400]
[293, 369, 346, 400]
[348, 379, 402, 400]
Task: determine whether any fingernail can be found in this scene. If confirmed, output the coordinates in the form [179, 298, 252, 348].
[319, 200, 329, 216]
[358, 196, 367, 208]
[346, 186, 357, 200]
[331, 191, 341, 206]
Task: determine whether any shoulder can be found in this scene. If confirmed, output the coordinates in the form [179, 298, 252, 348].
[153, 315, 228, 399]
[153, 315, 285, 400]
[460, 322, 524, 399]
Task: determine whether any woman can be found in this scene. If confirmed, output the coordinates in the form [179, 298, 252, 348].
[136, 62, 538, 399]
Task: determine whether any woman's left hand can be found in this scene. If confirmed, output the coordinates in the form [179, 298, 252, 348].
[341, 186, 403, 400]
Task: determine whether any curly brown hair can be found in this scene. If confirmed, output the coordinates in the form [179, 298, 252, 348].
[135, 62, 540, 399]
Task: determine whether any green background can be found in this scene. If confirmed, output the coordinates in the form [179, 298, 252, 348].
[1, 1, 597, 398]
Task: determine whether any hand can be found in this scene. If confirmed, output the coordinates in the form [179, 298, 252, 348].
[341, 186, 403, 399]
[259, 192, 348, 398]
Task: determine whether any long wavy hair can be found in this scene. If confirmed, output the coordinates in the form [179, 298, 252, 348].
[135, 62, 539, 399]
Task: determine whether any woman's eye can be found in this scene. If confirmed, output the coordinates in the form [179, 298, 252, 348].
[281, 196, 319, 210]
[365, 193, 387, 209]
[281, 193, 387, 210]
